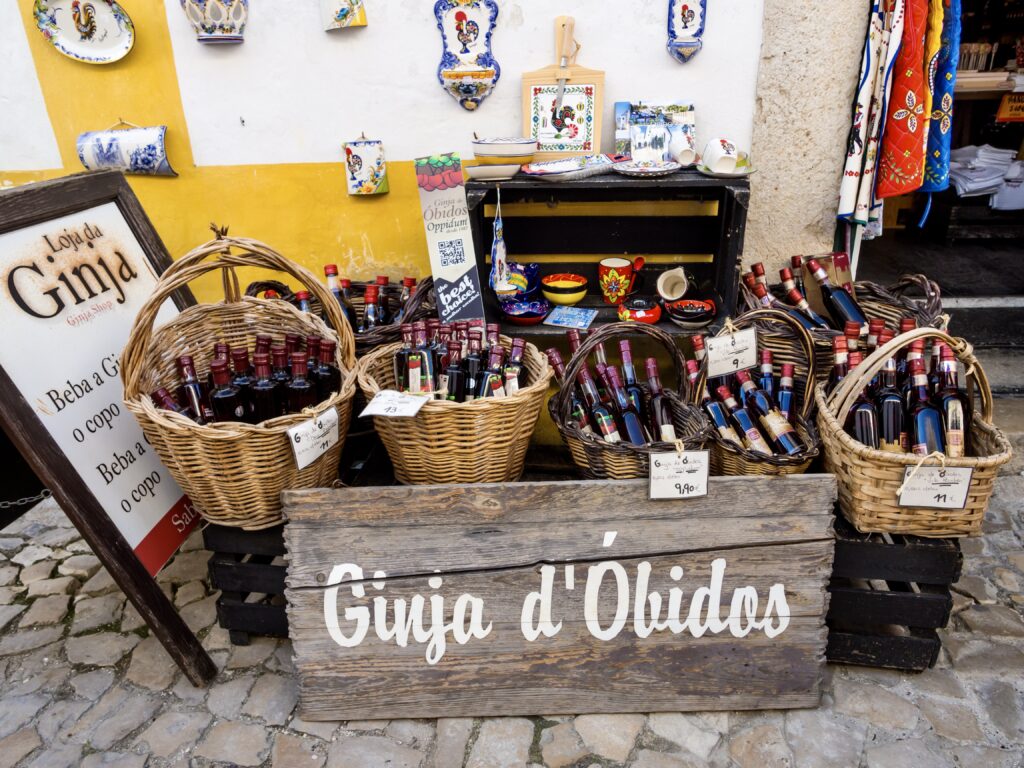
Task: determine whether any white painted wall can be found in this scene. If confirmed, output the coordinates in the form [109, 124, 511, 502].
[0, 0, 62, 171]
[166, 0, 765, 165]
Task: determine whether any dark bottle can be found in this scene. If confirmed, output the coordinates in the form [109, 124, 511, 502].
[393, 324, 415, 390]
[504, 338, 528, 394]
[735, 370, 804, 455]
[454, 321, 469, 356]
[285, 352, 317, 414]
[230, 348, 256, 423]
[866, 318, 886, 353]
[271, 346, 292, 387]
[934, 344, 972, 458]
[646, 357, 678, 443]
[805, 258, 868, 331]
[485, 323, 501, 360]
[618, 340, 646, 414]
[463, 335, 484, 402]
[284, 333, 301, 357]
[362, 285, 381, 332]
[250, 353, 280, 424]
[717, 385, 773, 455]
[907, 357, 945, 456]
[791, 256, 806, 297]
[927, 340, 943, 395]
[443, 341, 467, 402]
[874, 338, 907, 453]
[827, 336, 849, 393]
[176, 355, 212, 424]
[686, 361, 742, 446]
[605, 367, 649, 445]
[848, 350, 864, 373]
[752, 283, 817, 331]
[567, 328, 583, 356]
[784, 288, 832, 330]
[324, 265, 359, 332]
[395, 276, 416, 322]
[209, 359, 246, 423]
[752, 261, 768, 287]
[306, 336, 321, 377]
[742, 271, 757, 292]
[427, 318, 444, 375]
[757, 349, 776, 403]
[375, 276, 393, 325]
[294, 290, 314, 315]
[315, 339, 341, 402]
[844, 379, 880, 450]
[414, 324, 437, 392]
[900, 339, 927, 406]
[776, 363, 796, 424]
[547, 348, 592, 435]
[844, 320, 863, 357]
[478, 346, 507, 399]
[206, 341, 230, 392]
[255, 334, 273, 357]
[576, 367, 621, 443]
[152, 387, 196, 421]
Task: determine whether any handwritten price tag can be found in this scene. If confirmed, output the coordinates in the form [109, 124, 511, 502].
[649, 450, 710, 501]
[898, 466, 974, 510]
[706, 328, 758, 379]
[359, 390, 431, 419]
[287, 407, 340, 471]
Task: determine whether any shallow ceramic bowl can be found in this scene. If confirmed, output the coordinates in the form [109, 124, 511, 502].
[500, 298, 551, 326]
[541, 273, 589, 306]
[463, 161, 521, 181]
[472, 137, 538, 156]
[473, 153, 536, 166]
[617, 296, 663, 324]
[663, 297, 717, 329]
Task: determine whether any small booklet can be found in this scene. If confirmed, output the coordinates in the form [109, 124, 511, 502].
[543, 306, 599, 329]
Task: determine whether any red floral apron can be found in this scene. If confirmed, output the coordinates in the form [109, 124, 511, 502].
[876, 0, 929, 199]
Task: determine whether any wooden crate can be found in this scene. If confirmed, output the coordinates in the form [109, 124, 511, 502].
[284, 475, 837, 720]
[826, 515, 963, 672]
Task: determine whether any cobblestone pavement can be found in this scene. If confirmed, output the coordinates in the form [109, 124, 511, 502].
[0, 476, 1021, 768]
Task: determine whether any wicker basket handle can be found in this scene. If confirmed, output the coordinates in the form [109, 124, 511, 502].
[827, 327, 992, 423]
[553, 322, 689, 424]
[699, 308, 818, 420]
[121, 237, 356, 400]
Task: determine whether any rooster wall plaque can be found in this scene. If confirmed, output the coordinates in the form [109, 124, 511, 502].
[435, 0, 500, 111]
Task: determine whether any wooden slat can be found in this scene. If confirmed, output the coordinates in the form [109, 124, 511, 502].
[826, 627, 940, 671]
[495, 216, 719, 255]
[208, 554, 286, 595]
[216, 596, 288, 639]
[482, 200, 719, 218]
[832, 516, 962, 584]
[202, 523, 286, 557]
[483, 253, 715, 265]
[827, 580, 952, 628]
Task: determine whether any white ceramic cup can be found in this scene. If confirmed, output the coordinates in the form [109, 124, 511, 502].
[702, 137, 740, 174]
[656, 267, 690, 302]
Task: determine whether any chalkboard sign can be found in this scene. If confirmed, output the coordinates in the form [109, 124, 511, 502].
[0, 171, 215, 686]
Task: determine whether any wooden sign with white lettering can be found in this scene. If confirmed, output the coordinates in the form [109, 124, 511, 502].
[283, 475, 837, 719]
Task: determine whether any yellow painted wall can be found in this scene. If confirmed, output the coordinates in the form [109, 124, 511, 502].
[5, 1, 430, 302]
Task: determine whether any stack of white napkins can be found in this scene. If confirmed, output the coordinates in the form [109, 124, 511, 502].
[949, 145, 1018, 197]
[991, 161, 1024, 211]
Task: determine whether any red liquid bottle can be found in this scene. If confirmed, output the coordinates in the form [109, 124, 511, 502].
[791, 256, 806, 297]
[478, 346, 507, 398]
[646, 357, 677, 443]
[152, 387, 196, 422]
[619, 340, 646, 414]
[784, 288, 832, 330]
[752, 283, 818, 331]
[866, 318, 886, 353]
[907, 357, 945, 456]
[900, 339, 926, 406]
[504, 338, 527, 394]
[285, 352, 317, 414]
[687, 359, 742, 446]
[393, 324, 415, 390]
[933, 344, 972, 458]
[717, 385, 773, 455]
[284, 333, 301, 357]
[324, 264, 359, 332]
[844, 320, 862, 357]
[779, 267, 797, 295]
[176, 355, 210, 425]
[576, 367, 621, 443]
[315, 339, 341, 402]
[306, 336, 321, 377]
[443, 341, 467, 403]
[805, 258, 867, 330]
[735, 370, 804, 455]
[206, 341, 230, 391]
[547, 348, 592, 435]
[874, 330, 907, 453]
[375, 276, 392, 325]
[230, 348, 256, 423]
[209, 359, 246, 423]
[844, 367, 880, 449]
[362, 285, 381, 332]
[752, 262, 768, 287]
[462, 334, 484, 402]
[827, 336, 849, 393]
[776, 363, 796, 424]
[270, 346, 292, 404]
[294, 290, 314, 315]
[605, 367, 649, 445]
[414, 324, 437, 392]
[250, 352, 280, 424]
[255, 334, 273, 357]
[336, 277, 360, 332]
[395, 276, 416, 323]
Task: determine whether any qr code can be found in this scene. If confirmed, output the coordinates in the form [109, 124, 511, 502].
[438, 238, 466, 268]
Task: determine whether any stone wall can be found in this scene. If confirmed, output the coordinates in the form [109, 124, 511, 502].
[746, 0, 871, 272]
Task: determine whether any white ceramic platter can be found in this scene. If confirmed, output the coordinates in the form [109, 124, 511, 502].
[612, 161, 683, 178]
[463, 163, 521, 181]
[34, 0, 135, 64]
[696, 165, 757, 179]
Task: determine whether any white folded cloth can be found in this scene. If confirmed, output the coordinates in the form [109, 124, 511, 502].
[990, 161, 1024, 210]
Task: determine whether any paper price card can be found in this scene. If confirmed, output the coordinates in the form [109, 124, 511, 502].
[288, 408, 340, 471]
[898, 466, 974, 510]
[359, 390, 431, 419]
[649, 450, 710, 500]
[706, 328, 758, 379]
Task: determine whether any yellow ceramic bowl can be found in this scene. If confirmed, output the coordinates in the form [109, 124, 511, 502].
[541, 273, 589, 306]
[473, 153, 535, 166]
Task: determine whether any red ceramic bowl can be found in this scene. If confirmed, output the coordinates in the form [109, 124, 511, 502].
[617, 297, 662, 324]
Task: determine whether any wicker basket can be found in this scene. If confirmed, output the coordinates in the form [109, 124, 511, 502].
[357, 336, 553, 484]
[121, 236, 357, 530]
[815, 327, 1012, 538]
[246, 277, 437, 355]
[695, 309, 821, 476]
[550, 323, 711, 480]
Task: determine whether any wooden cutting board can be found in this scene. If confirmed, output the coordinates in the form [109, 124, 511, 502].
[521, 16, 605, 160]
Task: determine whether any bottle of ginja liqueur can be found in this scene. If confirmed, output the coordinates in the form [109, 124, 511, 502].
[209, 359, 246, 423]
[285, 352, 317, 414]
[250, 352, 280, 424]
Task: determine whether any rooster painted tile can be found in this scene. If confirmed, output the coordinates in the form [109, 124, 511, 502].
[435, 0, 500, 111]
[343, 139, 389, 196]
[529, 84, 596, 154]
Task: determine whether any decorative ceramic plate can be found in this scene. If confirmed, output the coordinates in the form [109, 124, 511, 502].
[696, 165, 757, 179]
[521, 154, 627, 181]
[34, 0, 135, 64]
[612, 161, 683, 178]
[463, 163, 521, 181]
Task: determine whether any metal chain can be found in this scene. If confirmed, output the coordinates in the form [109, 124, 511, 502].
[0, 489, 51, 510]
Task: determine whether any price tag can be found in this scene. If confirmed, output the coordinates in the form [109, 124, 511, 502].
[287, 407, 340, 471]
[359, 390, 431, 419]
[706, 328, 758, 379]
[649, 450, 710, 500]
[898, 466, 974, 510]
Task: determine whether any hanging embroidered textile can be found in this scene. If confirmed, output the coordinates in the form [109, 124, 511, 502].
[876, 0, 929, 199]
[921, 0, 961, 193]
[838, 0, 906, 224]
[921, 0, 945, 151]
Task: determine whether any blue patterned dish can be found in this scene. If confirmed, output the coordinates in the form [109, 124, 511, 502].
[500, 299, 551, 325]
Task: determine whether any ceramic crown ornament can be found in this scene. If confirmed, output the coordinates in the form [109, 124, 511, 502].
[180, 0, 248, 43]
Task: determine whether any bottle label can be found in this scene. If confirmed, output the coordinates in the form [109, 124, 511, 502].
[659, 423, 677, 442]
[504, 371, 519, 395]
[437, 373, 449, 399]
[595, 412, 621, 443]
[717, 425, 742, 445]
[745, 428, 772, 454]
[912, 442, 929, 457]
[408, 366, 423, 394]
[761, 410, 796, 440]
[946, 429, 964, 459]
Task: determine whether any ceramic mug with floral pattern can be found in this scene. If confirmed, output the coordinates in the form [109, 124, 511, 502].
[598, 256, 645, 304]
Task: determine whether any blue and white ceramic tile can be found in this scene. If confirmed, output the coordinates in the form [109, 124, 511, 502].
[435, 0, 500, 111]
[76, 125, 177, 176]
[667, 0, 707, 63]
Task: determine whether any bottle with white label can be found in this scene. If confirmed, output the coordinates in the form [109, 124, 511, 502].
[933, 344, 971, 458]
[735, 370, 804, 455]
[646, 357, 678, 443]
[717, 385, 773, 455]
[576, 367, 621, 443]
